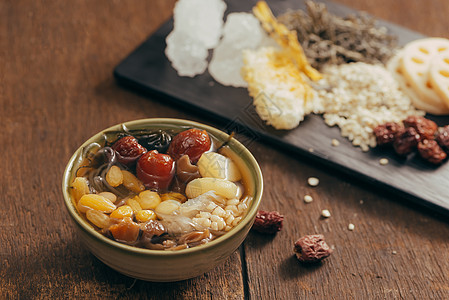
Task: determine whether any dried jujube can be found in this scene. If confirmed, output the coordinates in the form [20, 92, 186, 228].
[436, 125, 449, 150]
[403, 115, 437, 141]
[252, 210, 284, 234]
[375, 116, 449, 165]
[417, 139, 447, 164]
[168, 129, 211, 164]
[136, 150, 175, 190]
[373, 122, 402, 146]
[294, 234, 332, 263]
[393, 127, 420, 155]
[112, 136, 147, 166]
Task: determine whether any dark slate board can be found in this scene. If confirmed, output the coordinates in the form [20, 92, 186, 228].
[114, 0, 449, 215]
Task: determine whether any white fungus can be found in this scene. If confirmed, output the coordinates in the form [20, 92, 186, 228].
[165, 32, 209, 76]
[165, 0, 226, 77]
[208, 13, 266, 87]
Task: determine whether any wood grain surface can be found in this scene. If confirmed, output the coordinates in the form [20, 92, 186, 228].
[1, 0, 448, 299]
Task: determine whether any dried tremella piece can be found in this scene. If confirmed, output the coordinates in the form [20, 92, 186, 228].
[373, 122, 403, 146]
[418, 139, 447, 164]
[165, 0, 227, 77]
[252, 210, 284, 234]
[208, 12, 266, 87]
[294, 234, 332, 263]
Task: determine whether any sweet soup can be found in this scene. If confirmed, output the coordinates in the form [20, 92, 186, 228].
[70, 126, 253, 250]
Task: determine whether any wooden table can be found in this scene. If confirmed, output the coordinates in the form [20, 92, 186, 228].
[2, 0, 449, 298]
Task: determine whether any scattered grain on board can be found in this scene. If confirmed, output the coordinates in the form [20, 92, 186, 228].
[321, 209, 331, 218]
[348, 223, 355, 231]
[304, 195, 313, 203]
[379, 158, 389, 165]
[308, 177, 320, 187]
[331, 139, 340, 147]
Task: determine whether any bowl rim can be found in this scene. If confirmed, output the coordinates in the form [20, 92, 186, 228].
[62, 118, 263, 257]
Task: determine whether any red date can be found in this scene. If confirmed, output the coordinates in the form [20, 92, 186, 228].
[112, 136, 147, 166]
[168, 129, 211, 164]
[403, 115, 437, 141]
[375, 117, 449, 166]
[393, 127, 420, 156]
[294, 234, 332, 263]
[436, 125, 449, 151]
[373, 122, 402, 146]
[252, 210, 284, 234]
[418, 139, 447, 164]
[136, 150, 175, 190]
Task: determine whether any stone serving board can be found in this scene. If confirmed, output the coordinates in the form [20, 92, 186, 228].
[114, 0, 449, 216]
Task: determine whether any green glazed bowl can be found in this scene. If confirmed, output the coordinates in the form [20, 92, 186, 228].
[62, 118, 263, 282]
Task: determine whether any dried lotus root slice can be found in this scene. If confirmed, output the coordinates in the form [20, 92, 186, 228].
[387, 51, 449, 115]
[429, 52, 449, 108]
[401, 38, 449, 110]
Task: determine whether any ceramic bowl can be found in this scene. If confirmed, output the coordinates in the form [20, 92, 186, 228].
[62, 118, 263, 282]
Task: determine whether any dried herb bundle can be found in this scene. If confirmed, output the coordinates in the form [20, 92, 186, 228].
[278, 1, 398, 70]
